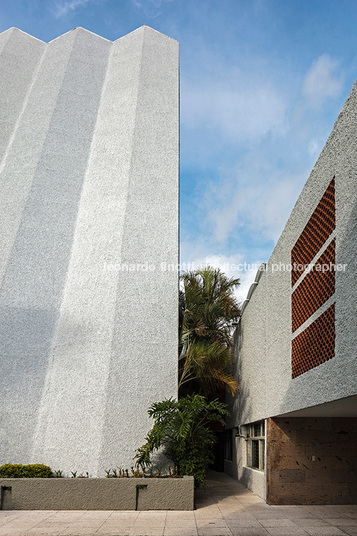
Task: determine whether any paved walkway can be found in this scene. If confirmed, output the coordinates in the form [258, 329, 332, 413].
[0, 471, 356, 536]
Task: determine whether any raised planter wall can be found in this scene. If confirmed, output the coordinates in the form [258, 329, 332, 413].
[0, 477, 194, 511]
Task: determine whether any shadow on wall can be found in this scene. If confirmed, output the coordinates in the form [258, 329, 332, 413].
[0, 307, 58, 463]
[225, 323, 254, 483]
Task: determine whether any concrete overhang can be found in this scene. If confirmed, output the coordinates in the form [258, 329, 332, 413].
[276, 394, 357, 418]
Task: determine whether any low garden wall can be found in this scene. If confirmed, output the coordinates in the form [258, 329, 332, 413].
[0, 476, 194, 511]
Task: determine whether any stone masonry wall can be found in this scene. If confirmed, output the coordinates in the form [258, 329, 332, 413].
[266, 417, 357, 504]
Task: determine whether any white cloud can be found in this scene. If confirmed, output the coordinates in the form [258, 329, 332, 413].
[54, 0, 94, 18]
[179, 248, 264, 305]
[182, 74, 289, 144]
[308, 138, 321, 157]
[200, 152, 306, 247]
[237, 269, 259, 305]
[302, 54, 343, 108]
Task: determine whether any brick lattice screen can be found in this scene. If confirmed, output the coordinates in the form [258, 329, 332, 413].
[291, 177, 335, 287]
[292, 304, 335, 378]
[291, 178, 336, 378]
[291, 239, 335, 332]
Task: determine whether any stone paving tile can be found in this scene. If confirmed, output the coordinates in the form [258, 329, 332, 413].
[307, 508, 357, 519]
[226, 518, 263, 528]
[97, 521, 135, 528]
[246, 511, 285, 520]
[126, 526, 166, 533]
[168, 523, 198, 529]
[165, 513, 195, 520]
[163, 528, 198, 536]
[1, 472, 356, 536]
[218, 512, 249, 520]
[0, 515, 22, 527]
[61, 523, 108, 535]
[229, 529, 269, 536]
[196, 522, 229, 530]
[303, 527, 349, 536]
[259, 519, 300, 528]
[195, 512, 223, 519]
[95, 528, 132, 535]
[270, 507, 321, 519]
[264, 527, 308, 536]
[293, 518, 332, 528]
[325, 519, 357, 526]
[197, 530, 232, 536]
[26, 529, 70, 536]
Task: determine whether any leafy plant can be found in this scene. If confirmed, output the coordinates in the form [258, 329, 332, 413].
[180, 266, 240, 396]
[135, 395, 229, 487]
[0, 464, 53, 478]
[53, 470, 64, 478]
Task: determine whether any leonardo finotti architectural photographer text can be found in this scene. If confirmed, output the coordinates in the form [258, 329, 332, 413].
[103, 261, 348, 274]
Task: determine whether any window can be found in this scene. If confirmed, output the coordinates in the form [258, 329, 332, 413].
[246, 421, 265, 470]
[224, 429, 233, 461]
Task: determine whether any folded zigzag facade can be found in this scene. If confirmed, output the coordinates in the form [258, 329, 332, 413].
[0, 26, 179, 475]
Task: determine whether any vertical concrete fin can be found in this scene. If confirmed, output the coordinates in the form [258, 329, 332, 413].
[0, 27, 14, 55]
[98, 26, 179, 472]
[0, 28, 45, 167]
[0, 29, 111, 465]
[0, 26, 179, 476]
[0, 30, 78, 290]
[31, 28, 146, 475]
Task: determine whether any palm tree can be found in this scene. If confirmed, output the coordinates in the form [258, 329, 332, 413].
[179, 266, 240, 396]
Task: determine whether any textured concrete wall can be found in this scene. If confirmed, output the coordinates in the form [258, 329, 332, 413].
[266, 417, 357, 504]
[0, 476, 194, 510]
[225, 435, 266, 500]
[227, 76, 357, 428]
[226, 76, 357, 500]
[0, 26, 179, 475]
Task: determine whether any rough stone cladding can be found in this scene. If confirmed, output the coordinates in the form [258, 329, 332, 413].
[226, 76, 357, 429]
[266, 417, 357, 505]
[0, 26, 179, 475]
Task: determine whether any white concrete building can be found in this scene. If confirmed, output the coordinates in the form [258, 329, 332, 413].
[0, 26, 179, 476]
[225, 76, 357, 504]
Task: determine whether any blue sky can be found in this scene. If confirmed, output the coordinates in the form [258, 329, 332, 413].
[1, 0, 357, 301]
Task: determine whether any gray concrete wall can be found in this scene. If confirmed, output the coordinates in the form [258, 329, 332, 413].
[0, 476, 194, 510]
[225, 435, 266, 500]
[0, 26, 179, 475]
[227, 76, 357, 427]
[226, 76, 357, 498]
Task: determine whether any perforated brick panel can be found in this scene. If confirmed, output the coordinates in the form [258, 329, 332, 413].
[292, 304, 335, 378]
[292, 239, 335, 332]
[291, 177, 335, 287]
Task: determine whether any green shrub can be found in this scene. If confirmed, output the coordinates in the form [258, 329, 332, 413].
[0, 463, 53, 478]
[135, 395, 229, 487]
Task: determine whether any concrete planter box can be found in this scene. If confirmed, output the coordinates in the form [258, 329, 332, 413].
[0, 476, 194, 511]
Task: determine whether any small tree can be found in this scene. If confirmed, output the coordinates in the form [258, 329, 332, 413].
[179, 266, 240, 396]
[135, 395, 229, 487]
